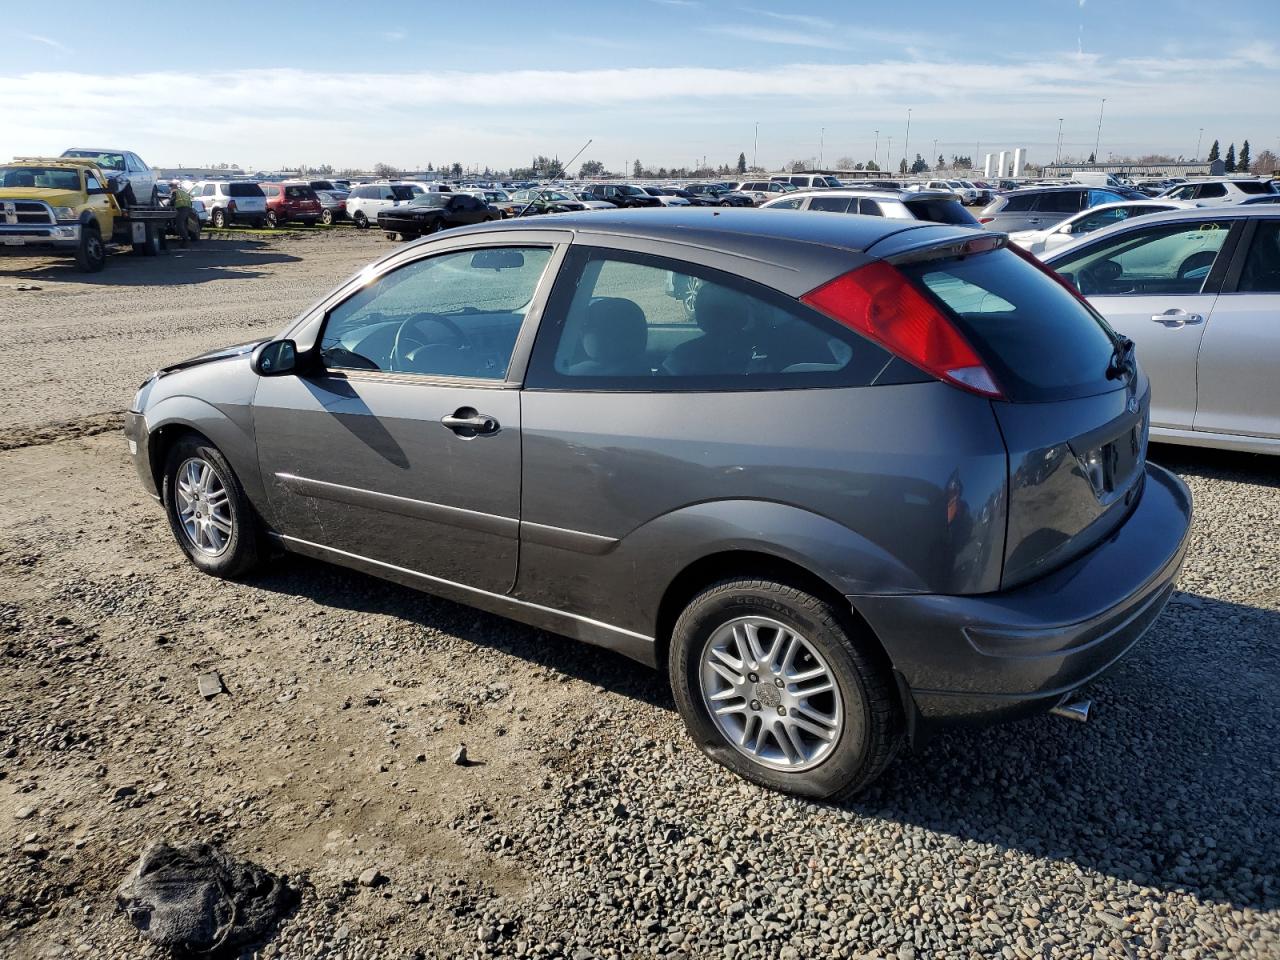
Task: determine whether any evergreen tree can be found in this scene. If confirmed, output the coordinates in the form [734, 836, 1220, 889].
[909, 154, 928, 174]
[1238, 140, 1251, 173]
[1087, 152, 1096, 163]
[937, 154, 945, 170]
[1225, 143, 1236, 173]
[736, 152, 747, 174]
[1208, 139, 1220, 162]
[633, 159, 643, 178]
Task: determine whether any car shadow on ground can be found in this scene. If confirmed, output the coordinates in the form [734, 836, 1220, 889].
[246, 550, 1278, 913]
[0, 237, 300, 286]
[1149, 442, 1280, 490]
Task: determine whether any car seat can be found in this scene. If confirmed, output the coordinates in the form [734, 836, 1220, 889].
[567, 298, 649, 376]
[663, 284, 753, 376]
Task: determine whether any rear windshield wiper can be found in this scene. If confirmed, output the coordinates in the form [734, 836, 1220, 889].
[1106, 335, 1136, 380]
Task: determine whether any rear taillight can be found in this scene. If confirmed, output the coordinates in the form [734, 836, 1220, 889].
[800, 261, 1003, 398]
[978, 216, 994, 223]
[227, 200, 237, 212]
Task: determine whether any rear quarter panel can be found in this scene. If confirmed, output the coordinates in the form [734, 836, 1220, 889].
[517, 382, 1009, 639]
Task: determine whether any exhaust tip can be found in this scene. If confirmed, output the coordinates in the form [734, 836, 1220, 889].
[1050, 699, 1092, 723]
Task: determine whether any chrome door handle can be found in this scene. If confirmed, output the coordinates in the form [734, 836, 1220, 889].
[442, 409, 499, 435]
[1150, 309, 1204, 327]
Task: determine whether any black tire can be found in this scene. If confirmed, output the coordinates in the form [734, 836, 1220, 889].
[211, 208, 226, 228]
[162, 434, 264, 579]
[185, 210, 202, 243]
[265, 211, 279, 229]
[133, 222, 162, 257]
[669, 577, 901, 799]
[149, 187, 159, 206]
[353, 211, 369, 229]
[121, 185, 138, 208]
[74, 225, 106, 272]
[320, 209, 334, 226]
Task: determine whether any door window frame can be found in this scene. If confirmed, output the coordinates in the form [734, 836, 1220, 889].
[285, 231, 571, 390]
[1050, 218, 1248, 296]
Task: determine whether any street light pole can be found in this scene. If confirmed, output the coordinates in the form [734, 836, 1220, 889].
[820, 127, 824, 168]
[1195, 127, 1203, 161]
[1093, 97, 1106, 162]
[932, 138, 938, 169]
[903, 108, 912, 173]
[753, 121, 758, 170]
[873, 130, 879, 170]
[1056, 118, 1064, 164]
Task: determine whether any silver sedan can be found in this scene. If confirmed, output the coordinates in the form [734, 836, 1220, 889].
[1046, 206, 1280, 454]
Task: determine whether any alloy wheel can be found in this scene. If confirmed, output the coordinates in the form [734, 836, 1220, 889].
[174, 457, 234, 556]
[698, 616, 843, 772]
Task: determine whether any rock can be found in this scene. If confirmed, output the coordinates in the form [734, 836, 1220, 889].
[15, 805, 36, 820]
[21, 843, 48, 859]
[113, 786, 137, 800]
[358, 867, 388, 888]
[451, 744, 469, 766]
[197, 672, 226, 700]
[116, 842, 297, 952]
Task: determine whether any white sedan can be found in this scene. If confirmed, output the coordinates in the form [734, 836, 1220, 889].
[1008, 200, 1194, 257]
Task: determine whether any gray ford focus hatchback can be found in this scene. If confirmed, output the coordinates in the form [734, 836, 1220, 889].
[126, 209, 1192, 798]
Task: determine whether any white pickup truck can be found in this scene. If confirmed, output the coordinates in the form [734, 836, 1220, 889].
[60, 147, 157, 206]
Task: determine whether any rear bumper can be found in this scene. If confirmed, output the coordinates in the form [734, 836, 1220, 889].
[851, 463, 1192, 730]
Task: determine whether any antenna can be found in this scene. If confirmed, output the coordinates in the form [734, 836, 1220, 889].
[517, 138, 592, 218]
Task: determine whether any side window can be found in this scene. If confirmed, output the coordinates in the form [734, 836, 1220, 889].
[527, 248, 893, 390]
[1238, 221, 1280, 293]
[1040, 191, 1084, 214]
[1001, 194, 1037, 212]
[809, 195, 853, 213]
[768, 197, 804, 210]
[318, 246, 553, 379]
[1198, 183, 1227, 198]
[1053, 221, 1233, 296]
[1073, 207, 1125, 233]
[1088, 189, 1119, 206]
[858, 199, 885, 217]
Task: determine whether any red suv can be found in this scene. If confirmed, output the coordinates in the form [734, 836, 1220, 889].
[260, 182, 323, 227]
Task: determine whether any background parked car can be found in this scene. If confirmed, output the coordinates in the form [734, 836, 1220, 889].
[260, 182, 324, 227]
[682, 183, 754, 206]
[1158, 179, 1278, 205]
[345, 182, 419, 228]
[377, 192, 498, 239]
[501, 189, 587, 216]
[1007, 199, 1194, 257]
[299, 179, 349, 224]
[1045, 207, 1280, 453]
[581, 184, 662, 208]
[640, 186, 691, 206]
[760, 188, 978, 225]
[190, 180, 268, 228]
[569, 190, 618, 210]
[920, 179, 979, 205]
[978, 185, 1132, 232]
[734, 180, 791, 204]
[771, 173, 842, 190]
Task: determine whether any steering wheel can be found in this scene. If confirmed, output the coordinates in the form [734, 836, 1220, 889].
[389, 313, 470, 371]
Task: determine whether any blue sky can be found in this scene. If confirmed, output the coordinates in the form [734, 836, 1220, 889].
[5, 0, 1277, 172]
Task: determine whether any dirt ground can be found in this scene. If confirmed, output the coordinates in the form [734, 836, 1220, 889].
[1, 229, 1277, 960]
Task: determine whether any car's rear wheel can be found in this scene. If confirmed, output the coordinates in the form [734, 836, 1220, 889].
[669, 578, 900, 799]
[353, 211, 369, 229]
[211, 208, 226, 228]
[320, 209, 334, 225]
[162, 435, 264, 579]
[265, 211, 279, 229]
[385, 230, 400, 240]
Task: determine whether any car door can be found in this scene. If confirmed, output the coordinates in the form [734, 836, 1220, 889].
[129, 154, 155, 202]
[1048, 217, 1242, 431]
[1193, 218, 1280, 439]
[252, 234, 566, 592]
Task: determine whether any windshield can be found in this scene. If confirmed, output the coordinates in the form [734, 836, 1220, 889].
[485, 190, 510, 201]
[311, 180, 336, 191]
[410, 194, 449, 208]
[63, 150, 125, 170]
[0, 166, 81, 190]
[541, 191, 573, 202]
[820, 176, 843, 188]
[618, 185, 645, 196]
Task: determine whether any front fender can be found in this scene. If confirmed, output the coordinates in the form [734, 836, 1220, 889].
[143, 394, 268, 518]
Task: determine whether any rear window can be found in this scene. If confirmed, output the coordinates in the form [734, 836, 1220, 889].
[228, 183, 264, 198]
[390, 185, 417, 200]
[1234, 181, 1271, 195]
[901, 248, 1119, 402]
[904, 197, 978, 225]
[285, 186, 315, 199]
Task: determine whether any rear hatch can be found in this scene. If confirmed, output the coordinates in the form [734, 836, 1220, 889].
[228, 182, 266, 213]
[891, 236, 1147, 588]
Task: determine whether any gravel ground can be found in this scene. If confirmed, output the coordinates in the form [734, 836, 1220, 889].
[1, 230, 1277, 959]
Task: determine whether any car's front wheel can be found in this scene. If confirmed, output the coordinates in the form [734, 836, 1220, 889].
[162, 435, 264, 579]
[669, 578, 900, 799]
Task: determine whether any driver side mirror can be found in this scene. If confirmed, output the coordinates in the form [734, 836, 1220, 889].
[252, 339, 299, 376]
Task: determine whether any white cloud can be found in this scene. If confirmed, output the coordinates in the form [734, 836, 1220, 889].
[383, 30, 407, 42]
[21, 33, 71, 54]
[702, 25, 847, 49]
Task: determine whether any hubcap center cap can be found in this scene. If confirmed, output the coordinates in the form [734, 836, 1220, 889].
[755, 681, 781, 709]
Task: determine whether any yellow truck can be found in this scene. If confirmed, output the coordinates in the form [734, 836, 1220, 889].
[0, 157, 182, 272]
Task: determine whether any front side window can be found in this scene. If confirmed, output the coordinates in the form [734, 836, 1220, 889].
[1197, 183, 1227, 198]
[319, 246, 553, 380]
[1052, 220, 1233, 296]
[1040, 190, 1084, 213]
[809, 195, 853, 213]
[527, 248, 894, 390]
[1000, 193, 1037, 212]
[1238, 220, 1280, 293]
[768, 197, 804, 210]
